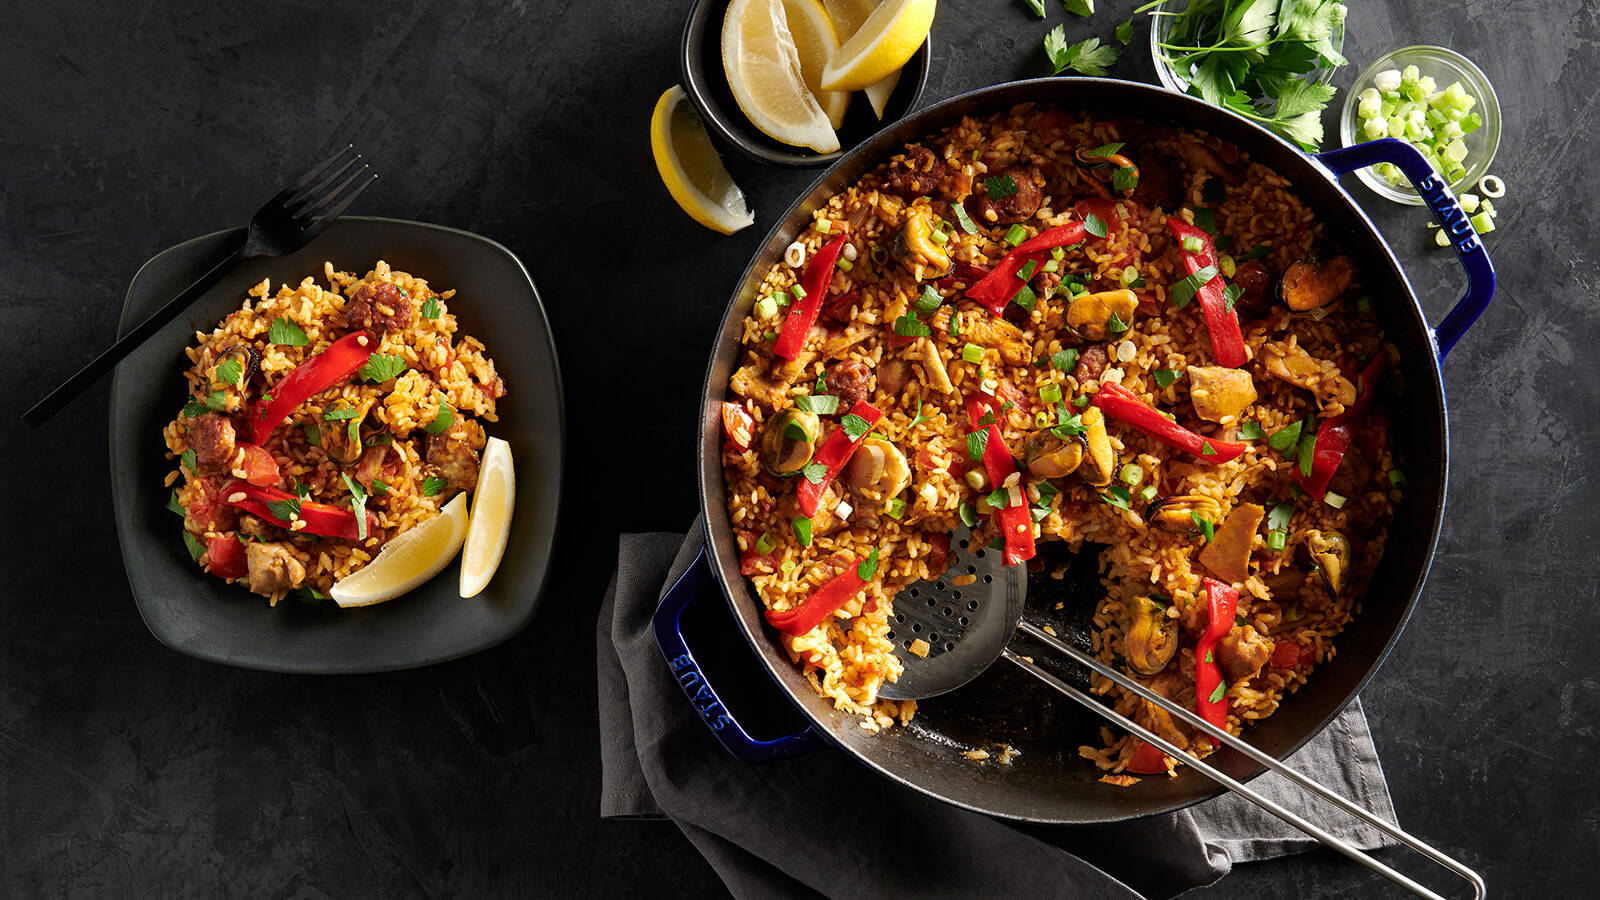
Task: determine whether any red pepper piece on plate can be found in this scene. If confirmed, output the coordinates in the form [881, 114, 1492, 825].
[796, 400, 883, 517]
[980, 424, 1035, 566]
[250, 330, 375, 444]
[1290, 354, 1384, 501]
[966, 222, 1087, 314]
[204, 534, 248, 580]
[765, 558, 868, 636]
[774, 236, 847, 360]
[1194, 577, 1239, 730]
[721, 401, 754, 451]
[1167, 219, 1247, 368]
[222, 480, 377, 541]
[1091, 382, 1246, 464]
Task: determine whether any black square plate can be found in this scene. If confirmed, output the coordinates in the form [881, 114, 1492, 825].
[109, 217, 564, 673]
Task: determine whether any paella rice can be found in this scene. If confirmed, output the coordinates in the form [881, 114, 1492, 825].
[719, 103, 1401, 775]
[163, 261, 506, 605]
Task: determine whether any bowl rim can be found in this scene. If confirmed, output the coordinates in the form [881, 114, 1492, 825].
[1338, 44, 1502, 206]
[678, 0, 933, 168]
[110, 215, 566, 674]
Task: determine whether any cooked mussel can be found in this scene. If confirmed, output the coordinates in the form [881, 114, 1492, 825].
[1299, 529, 1350, 597]
[1065, 290, 1139, 342]
[1078, 405, 1118, 487]
[1280, 254, 1356, 311]
[1124, 595, 1179, 675]
[762, 407, 821, 477]
[320, 397, 375, 466]
[890, 205, 953, 281]
[208, 344, 261, 414]
[1145, 494, 1224, 532]
[843, 437, 911, 501]
[1024, 429, 1085, 479]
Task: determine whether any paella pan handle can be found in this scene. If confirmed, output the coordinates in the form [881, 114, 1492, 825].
[1316, 138, 1496, 359]
[652, 545, 824, 763]
[1010, 620, 1486, 900]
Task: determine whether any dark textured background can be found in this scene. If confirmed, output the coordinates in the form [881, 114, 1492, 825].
[3, 0, 1596, 896]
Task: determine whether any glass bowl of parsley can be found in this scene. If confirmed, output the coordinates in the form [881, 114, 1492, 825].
[1146, 0, 1348, 151]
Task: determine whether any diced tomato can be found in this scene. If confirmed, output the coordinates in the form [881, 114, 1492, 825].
[821, 289, 860, 325]
[1074, 198, 1125, 234]
[1270, 640, 1302, 669]
[1125, 741, 1171, 775]
[1134, 290, 1161, 316]
[739, 530, 777, 576]
[916, 448, 948, 473]
[204, 534, 247, 580]
[185, 477, 237, 532]
[927, 532, 951, 575]
[235, 443, 281, 487]
[721, 402, 754, 451]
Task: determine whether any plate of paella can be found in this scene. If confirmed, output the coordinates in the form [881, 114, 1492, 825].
[109, 217, 564, 673]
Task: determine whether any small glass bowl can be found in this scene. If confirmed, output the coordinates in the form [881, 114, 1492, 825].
[1339, 45, 1501, 206]
[1149, 2, 1343, 107]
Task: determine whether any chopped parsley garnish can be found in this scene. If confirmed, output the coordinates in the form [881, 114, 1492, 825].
[907, 400, 931, 429]
[166, 490, 185, 516]
[323, 406, 361, 421]
[181, 398, 207, 417]
[266, 498, 302, 522]
[1239, 420, 1266, 440]
[1113, 165, 1139, 193]
[214, 358, 243, 387]
[1201, 440, 1217, 455]
[1083, 142, 1125, 159]
[886, 498, 907, 519]
[795, 393, 839, 415]
[953, 201, 980, 235]
[303, 422, 321, 445]
[204, 389, 228, 411]
[1012, 285, 1037, 311]
[425, 401, 456, 435]
[1051, 348, 1080, 372]
[1053, 402, 1086, 438]
[268, 316, 309, 346]
[422, 475, 448, 497]
[294, 586, 327, 605]
[985, 174, 1019, 199]
[792, 516, 813, 547]
[1242, 243, 1273, 261]
[959, 502, 978, 528]
[967, 429, 989, 461]
[1102, 485, 1132, 510]
[371, 478, 391, 496]
[1043, 28, 1121, 77]
[1083, 213, 1108, 238]
[1222, 283, 1244, 312]
[893, 313, 932, 338]
[1209, 680, 1228, 704]
[359, 353, 408, 383]
[1191, 206, 1218, 235]
[180, 448, 197, 473]
[840, 413, 872, 440]
[858, 547, 881, 580]
[181, 530, 206, 564]
[1107, 309, 1129, 334]
[801, 461, 828, 484]
[914, 284, 943, 316]
[1267, 502, 1294, 533]
[420, 297, 442, 319]
[1297, 432, 1317, 477]
[984, 487, 1011, 510]
[342, 473, 369, 541]
[1202, 177, 1229, 205]
[1153, 369, 1181, 389]
[1017, 259, 1038, 281]
[1115, 16, 1134, 44]
[1268, 419, 1303, 453]
[1170, 266, 1219, 309]
[1063, 0, 1093, 15]
[1192, 512, 1215, 542]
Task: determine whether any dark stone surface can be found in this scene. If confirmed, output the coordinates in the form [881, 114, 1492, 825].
[2, 0, 1595, 896]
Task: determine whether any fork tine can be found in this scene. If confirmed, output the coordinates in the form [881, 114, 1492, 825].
[285, 151, 365, 215]
[264, 144, 356, 208]
[301, 168, 377, 228]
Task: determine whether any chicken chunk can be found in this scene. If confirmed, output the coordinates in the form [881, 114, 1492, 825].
[1187, 366, 1257, 425]
[960, 314, 1032, 367]
[426, 417, 486, 494]
[1217, 625, 1275, 684]
[1260, 340, 1357, 410]
[246, 541, 307, 595]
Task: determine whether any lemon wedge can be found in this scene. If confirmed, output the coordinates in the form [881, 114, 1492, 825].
[723, 0, 842, 153]
[459, 436, 515, 599]
[819, 0, 934, 93]
[823, 0, 903, 119]
[331, 492, 469, 608]
[782, 0, 851, 129]
[650, 86, 756, 235]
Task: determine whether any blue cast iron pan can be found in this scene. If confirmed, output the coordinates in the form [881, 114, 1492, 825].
[656, 78, 1493, 825]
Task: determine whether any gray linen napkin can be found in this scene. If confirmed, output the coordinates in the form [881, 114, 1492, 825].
[598, 522, 1399, 898]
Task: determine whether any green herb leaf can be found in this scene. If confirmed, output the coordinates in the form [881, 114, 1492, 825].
[985, 487, 1011, 510]
[801, 461, 828, 484]
[1243, 243, 1273, 261]
[180, 448, 197, 473]
[1017, 259, 1038, 282]
[1044, 28, 1121, 77]
[214, 358, 243, 388]
[1107, 308, 1129, 334]
[1115, 16, 1134, 45]
[166, 489, 185, 516]
[182, 530, 206, 564]
[1208, 680, 1228, 704]
[1191, 206, 1218, 235]
[360, 353, 408, 383]
[266, 498, 301, 522]
[1298, 431, 1317, 477]
[268, 316, 309, 346]
[1153, 368, 1181, 389]
[1201, 440, 1216, 455]
[1063, 0, 1093, 17]
[1170, 265, 1219, 309]
[795, 394, 840, 415]
[1083, 142, 1125, 159]
[1112, 165, 1139, 193]
[959, 502, 978, 528]
[1267, 502, 1294, 532]
[893, 313, 932, 338]
[323, 406, 361, 421]
[793, 516, 813, 547]
[1083, 212, 1108, 238]
[840, 413, 872, 440]
[371, 477, 391, 496]
[302, 421, 321, 445]
[342, 472, 369, 542]
[985, 174, 1019, 199]
[1239, 420, 1265, 440]
[420, 297, 442, 319]
[204, 390, 228, 411]
[1192, 511, 1215, 542]
[294, 586, 327, 605]
[907, 400, 931, 429]
[967, 429, 989, 461]
[886, 498, 907, 519]
[1268, 419, 1303, 453]
[181, 398, 207, 417]
[1012, 284, 1037, 312]
[953, 201, 980, 234]
[914, 284, 944, 316]
[1051, 348, 1080, 372]
[1222, 283, 1244, 312]
[858, 547, 881, 580]
[425, 401, 456, 435]
[1102, 485, 1132, 510]
[422, 475, 448, 497]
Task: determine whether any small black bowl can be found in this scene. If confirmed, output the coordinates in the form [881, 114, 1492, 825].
[681, 0, 932, 168]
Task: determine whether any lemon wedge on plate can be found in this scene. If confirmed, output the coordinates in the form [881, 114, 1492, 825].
[823, 0, 903, 119]
[331, 492, 469, 608]
[781, 0, 852, 129]
[460, 436, 515, 598]
[820, 0, 935, 93]
[723, 0, 842, 153]
[650, 85, 756, 234]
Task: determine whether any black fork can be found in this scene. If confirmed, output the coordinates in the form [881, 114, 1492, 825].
[22, 145, 377, 427]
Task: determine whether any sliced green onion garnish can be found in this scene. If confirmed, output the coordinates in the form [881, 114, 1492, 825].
[1040, 383, 1063, 404]
[1324, 491, 1347, 509]
[1004, 224, 1028, 247]
[962, 343, 984, 364]
[755, 532, 775, 554]
[792, 284, 807, 299]
[886, 498, 907, 519]
[1266, 530, 1287, 552]
[1120, 463, 1144, 486]
[1389, 468, 1408, 488]
[792, 516, 812, 547]
[1181, 235, 1203, 254]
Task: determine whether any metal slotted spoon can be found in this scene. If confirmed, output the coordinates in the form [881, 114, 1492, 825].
[878, 531, 1484, 900]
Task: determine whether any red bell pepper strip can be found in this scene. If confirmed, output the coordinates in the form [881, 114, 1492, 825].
[796, 400, 883, 517]
[1290, 354, 1386, 500]
[765, 558, 867, 636]
[721, 401, 754, 451]
[966, 223, 1087, 314]
[222, 480, 377, 541]
[1091, 382, 1247, 464]
[774, 235, 847, 360]
[204, 534, 248, 580]
[1194, 577, 1239, 730]
[1125, 740, 1171, 775]
[250, 330, 375, 444]
[980, 424, 1036, 566]
[1167, 219, 1248, 368]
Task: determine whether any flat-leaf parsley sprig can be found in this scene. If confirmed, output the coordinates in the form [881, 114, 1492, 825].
[1139, 0, 1348, 150]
